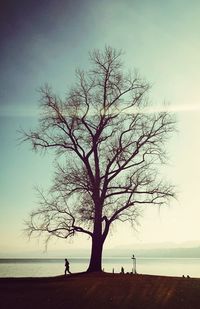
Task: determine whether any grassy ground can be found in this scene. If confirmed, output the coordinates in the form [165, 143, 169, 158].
[0, 272, 200, 308]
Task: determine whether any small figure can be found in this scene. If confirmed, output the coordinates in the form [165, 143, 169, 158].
[121, 266, 124, 274]
[112, 268, 115, 274]
[64, 258, 71, 275]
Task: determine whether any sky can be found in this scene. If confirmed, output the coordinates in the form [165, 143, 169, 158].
[1, 0, 200, 257]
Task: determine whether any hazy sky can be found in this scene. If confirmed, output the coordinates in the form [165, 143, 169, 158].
[1, 0, 200, 256]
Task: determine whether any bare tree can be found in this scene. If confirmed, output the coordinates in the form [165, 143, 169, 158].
[22, 47, 175, 272]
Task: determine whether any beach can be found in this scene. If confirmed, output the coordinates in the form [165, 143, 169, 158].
[1, 272, 200, 309]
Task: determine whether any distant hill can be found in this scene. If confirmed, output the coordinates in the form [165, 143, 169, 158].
[103, 246, 200, 258]
[1, 242, 200, 258]
[102, 241, 200, 258]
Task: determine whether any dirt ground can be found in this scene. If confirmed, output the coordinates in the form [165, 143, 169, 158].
[0, 272, 200, 309]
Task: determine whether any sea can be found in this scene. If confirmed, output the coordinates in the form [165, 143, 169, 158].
[0, 257, 200, 278]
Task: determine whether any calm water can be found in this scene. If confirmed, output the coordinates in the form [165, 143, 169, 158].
[0, 258, 199, 278]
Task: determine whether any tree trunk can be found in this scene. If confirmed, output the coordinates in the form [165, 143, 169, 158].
[87, 187, 107, 272]
[87, 235, 103, 272]
[87, 202, 104, 272]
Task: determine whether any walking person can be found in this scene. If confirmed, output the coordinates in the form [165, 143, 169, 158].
[64, 258, 71, 275]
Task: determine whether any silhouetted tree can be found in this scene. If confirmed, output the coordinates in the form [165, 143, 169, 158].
[22, 47, 175, 272]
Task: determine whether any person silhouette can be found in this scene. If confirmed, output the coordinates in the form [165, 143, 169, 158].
[64, 258, 71, 275]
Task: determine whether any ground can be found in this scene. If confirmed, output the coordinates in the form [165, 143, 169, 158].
[0, 272, 200, 308]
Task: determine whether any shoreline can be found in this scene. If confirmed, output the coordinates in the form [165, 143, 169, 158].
[1, 273, 200, 308]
